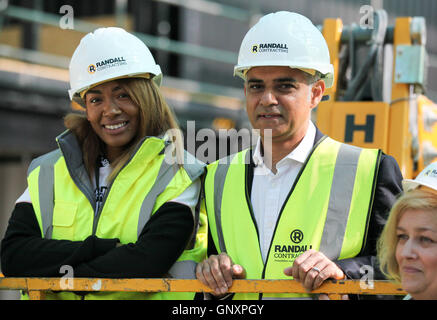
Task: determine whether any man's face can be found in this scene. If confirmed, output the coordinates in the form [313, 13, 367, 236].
[244, 66, 324, 143]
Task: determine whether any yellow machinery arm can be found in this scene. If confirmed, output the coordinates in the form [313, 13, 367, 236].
[317, 10, 437, 179]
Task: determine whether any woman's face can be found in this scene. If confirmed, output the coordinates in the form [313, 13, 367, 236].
[85, 80, 140, 161]
[396, 209, 437, 299]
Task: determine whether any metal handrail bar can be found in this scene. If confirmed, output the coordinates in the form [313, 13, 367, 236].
[0, 277, 406, 300]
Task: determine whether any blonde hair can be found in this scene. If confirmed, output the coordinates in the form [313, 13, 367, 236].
[64, 77, 183, 182]
[377, 188, 437, 282]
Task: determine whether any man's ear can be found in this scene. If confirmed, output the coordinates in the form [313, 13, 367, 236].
[310, 79, 325, 109]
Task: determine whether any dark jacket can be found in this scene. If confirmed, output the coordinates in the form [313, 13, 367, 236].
[1, 202, 194, 279]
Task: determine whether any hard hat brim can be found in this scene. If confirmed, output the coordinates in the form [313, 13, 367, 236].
[234, 64, 334, 88]
[69, 72, 162, 107]
[402, 178, 437, 192]
[68, 68, 162, 101]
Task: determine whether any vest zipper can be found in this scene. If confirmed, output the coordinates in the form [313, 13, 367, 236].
[92, 177, 113, 235]
[259, 136, 326, 299]
[92, 155, 135, 235]
[91, 137, 165, 235]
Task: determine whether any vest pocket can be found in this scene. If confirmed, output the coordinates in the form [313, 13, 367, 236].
[52, 200, 78, 239]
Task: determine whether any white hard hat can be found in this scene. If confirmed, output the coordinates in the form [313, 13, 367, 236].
[68, 27, 162, 101]
[403, 162, 437, 192]
[234, 11, 334, 88]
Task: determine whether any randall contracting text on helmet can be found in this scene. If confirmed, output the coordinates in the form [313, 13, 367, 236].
[252, 42, 289, 53]
[89, 56, 127, 73]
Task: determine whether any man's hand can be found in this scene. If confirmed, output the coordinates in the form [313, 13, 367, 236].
[195, 252, 246, 296]
[283, 249, 345, 291]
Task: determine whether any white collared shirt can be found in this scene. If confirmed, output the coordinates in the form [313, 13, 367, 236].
[251, 120, 316, 263]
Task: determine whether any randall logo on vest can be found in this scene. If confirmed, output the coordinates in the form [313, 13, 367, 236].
[290, 229, 303, 243]
[272, 229, 313, 263]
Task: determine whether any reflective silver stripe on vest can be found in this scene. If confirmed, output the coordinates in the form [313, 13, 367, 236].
[39, 163, 55, 239]
[213, 151, 250, 253]
[167, 260, 197, 279]
[137, 150, 205, 238]
[319, 143, 362, 259]
[137, 158, 178, 237]
[28, 150, 61, 239]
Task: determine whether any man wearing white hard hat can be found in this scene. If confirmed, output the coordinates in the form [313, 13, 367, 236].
[196, 11, 403, 299]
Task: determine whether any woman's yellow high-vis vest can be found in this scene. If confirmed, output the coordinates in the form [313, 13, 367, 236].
[26, 130, 206, 300]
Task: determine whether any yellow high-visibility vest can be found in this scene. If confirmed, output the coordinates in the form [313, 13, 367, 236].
[205, 136, 380, 299]
[26, 130, 206, 300]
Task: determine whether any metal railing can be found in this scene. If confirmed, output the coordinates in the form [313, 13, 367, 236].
[0, 277, 406, 300]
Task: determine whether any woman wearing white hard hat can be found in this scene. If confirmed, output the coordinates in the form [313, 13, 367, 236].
[1, 27, 206, 300]
[378, 162, 437, 300]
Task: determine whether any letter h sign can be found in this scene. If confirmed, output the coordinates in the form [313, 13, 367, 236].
[345, 114, 375, 143]
[323, 101, 389, 151]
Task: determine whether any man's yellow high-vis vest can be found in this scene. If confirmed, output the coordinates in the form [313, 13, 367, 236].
[26, 130, 206, 300]
[204, 136, 380, 299]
